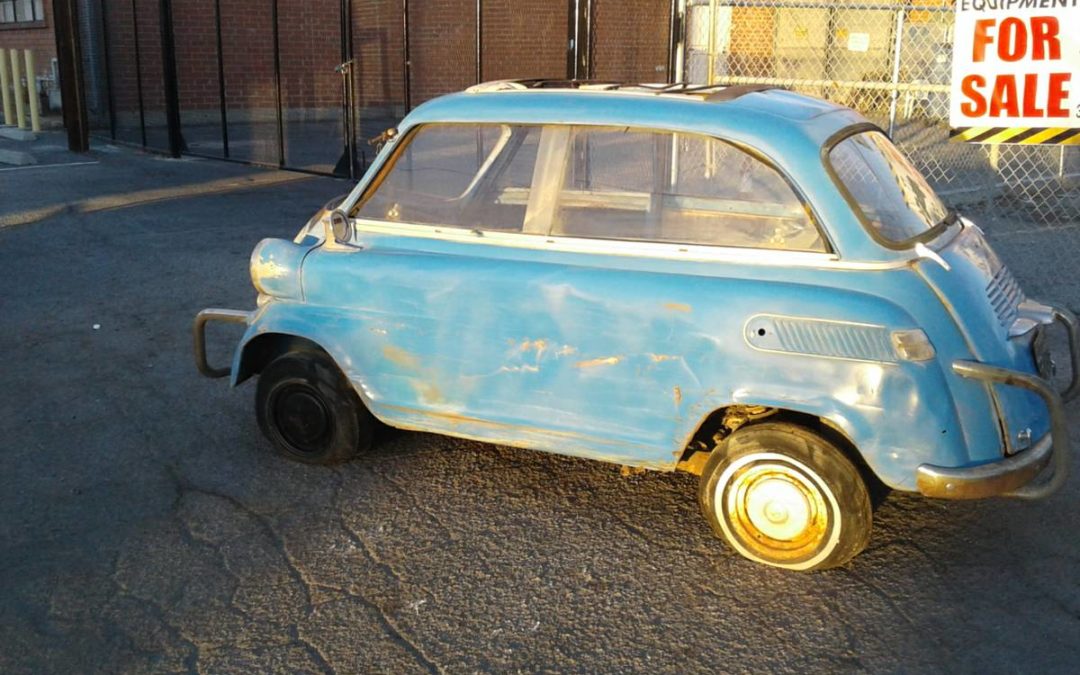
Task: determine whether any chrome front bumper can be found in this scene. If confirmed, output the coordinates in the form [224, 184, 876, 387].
[917, 302, 1077, 500]
[193, 308, 251, 378]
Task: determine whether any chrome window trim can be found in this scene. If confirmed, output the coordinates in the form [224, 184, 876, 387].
[349, 217, 912, 270]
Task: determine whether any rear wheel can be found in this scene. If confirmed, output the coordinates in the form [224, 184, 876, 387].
[698, 422, 872, 571]
[256, 351, 373, 465]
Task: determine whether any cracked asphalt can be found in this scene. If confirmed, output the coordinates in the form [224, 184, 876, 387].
[1, 135, 1078, 673]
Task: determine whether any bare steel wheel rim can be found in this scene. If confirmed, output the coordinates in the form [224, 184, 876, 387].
[715, 453, 841, 569]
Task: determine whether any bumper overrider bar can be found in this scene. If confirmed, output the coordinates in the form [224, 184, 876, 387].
[917, 303, 1078, 500]
[193, 308, 252, 378]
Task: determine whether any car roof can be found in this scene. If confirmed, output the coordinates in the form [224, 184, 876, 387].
[400, 80, 868, 152]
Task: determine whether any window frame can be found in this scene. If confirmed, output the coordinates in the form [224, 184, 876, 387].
[0, 0, 45, 26]
[350, 121, 835, 257]
[822, 122, 955, 251]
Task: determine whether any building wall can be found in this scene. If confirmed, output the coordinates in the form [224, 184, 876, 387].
[87, 0, 671, 142]
[0, 0, 56, 80]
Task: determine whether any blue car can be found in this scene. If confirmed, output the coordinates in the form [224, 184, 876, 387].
[195, 80, 1077, 571]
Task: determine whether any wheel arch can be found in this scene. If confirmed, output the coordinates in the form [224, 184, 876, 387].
[232, 332, 332, 386]
[679, 403, 886, 496]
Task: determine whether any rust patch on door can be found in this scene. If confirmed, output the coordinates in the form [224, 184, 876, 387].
[663, 302, 692, 313]
[383, 345, 420, 370]
[673, 385, 683, 405]
[574, 356, 622, 369]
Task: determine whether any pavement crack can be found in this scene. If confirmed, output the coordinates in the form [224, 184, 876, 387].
[290, 624, 336, 675]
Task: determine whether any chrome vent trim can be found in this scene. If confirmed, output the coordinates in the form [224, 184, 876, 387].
[987, 265, 1024, 328]
[745, 315, 896, 363]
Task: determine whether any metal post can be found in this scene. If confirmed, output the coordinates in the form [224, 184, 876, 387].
[100, 0, 117, 139]
[24, 50, 42, 132]
[402, 0, 411, 112]
[334, 0, 358, 178]
[667, 0, 683, 84]
[271, 0, 284, 168]
[887, 8, 905, 137]
[10, 49, 27, 128]
[0, 49, 13, 126]
[158, 0, 184, 157]
[566, 0, 592, 80]
[131, 0, 147, 146]
[213, 0, 228, 157]
[52, 0, 90, 151]
[706, 0, 717, 85]
[475, 0, 483, 85]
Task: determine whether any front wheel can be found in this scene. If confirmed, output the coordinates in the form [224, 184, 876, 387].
[255, 350, 374, 465]
[698, 422, 872, 571]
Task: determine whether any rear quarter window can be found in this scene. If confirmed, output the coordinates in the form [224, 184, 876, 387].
[828, 130, 949, 245]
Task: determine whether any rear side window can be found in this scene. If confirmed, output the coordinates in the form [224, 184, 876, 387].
[553, 127, 825, 252]
[356, 124, 539, 232]
[828, 130, 949, 245]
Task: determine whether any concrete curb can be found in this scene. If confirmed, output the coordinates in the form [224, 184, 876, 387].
[0, 148, 36, 166]
[0, 170, 315, 229]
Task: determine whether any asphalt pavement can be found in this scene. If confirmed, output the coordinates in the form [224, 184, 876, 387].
[1, 133, 1078, 674]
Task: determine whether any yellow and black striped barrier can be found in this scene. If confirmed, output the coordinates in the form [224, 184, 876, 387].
[949, 127, 1080, 145]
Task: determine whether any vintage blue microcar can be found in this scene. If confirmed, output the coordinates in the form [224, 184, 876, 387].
[195, 81, 1077, 571]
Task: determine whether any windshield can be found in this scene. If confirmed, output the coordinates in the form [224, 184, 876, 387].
[829, 130, 949, 245]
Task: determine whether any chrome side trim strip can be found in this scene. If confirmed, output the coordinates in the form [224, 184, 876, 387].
[350, 219, 915, 270]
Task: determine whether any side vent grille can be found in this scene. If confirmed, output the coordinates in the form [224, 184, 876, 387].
[986, 265, 1024, 328]
[745, 315, 896, 363]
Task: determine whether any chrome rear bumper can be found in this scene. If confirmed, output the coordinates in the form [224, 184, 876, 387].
[916, 302, 1076, 500]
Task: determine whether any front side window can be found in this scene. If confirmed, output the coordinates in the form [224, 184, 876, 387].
[356, 124, 539, 233]
[355, 122, 825, 253]
[829, 130, 949, 245]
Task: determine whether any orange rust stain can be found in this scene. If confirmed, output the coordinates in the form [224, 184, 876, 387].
[574, 356, 622, 369]
[413, 381, 444, 404]
[663, 302, 692, 313]
[649, 354, 678, 363]
[382, 345, 420, 370]
[673, 385, 683, 405]
[519, 339, 548, 353]
[555, 345, 577, 357]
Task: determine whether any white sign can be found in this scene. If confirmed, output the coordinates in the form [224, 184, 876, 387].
[950, 0, 1080, 128]
[846, 32, 870, 53]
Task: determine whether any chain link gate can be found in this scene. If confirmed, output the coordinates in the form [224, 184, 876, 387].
[683, 0, 1080, 228]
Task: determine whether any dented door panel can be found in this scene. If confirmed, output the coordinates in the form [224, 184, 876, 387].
[264, 228, 999, 490]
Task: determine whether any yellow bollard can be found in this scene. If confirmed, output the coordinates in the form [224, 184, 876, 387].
[9, 48, 26, 129]
[24, 49, 40, 132]
[0, 48, 13, 126]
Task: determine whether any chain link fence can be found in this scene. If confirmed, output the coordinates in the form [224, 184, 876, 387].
[683, 0, 1080, 227]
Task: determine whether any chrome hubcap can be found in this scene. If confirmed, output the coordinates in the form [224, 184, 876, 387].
[744, 477, 812, 541]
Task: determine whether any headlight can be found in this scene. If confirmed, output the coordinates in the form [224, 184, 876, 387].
[250, 238, 307, 300]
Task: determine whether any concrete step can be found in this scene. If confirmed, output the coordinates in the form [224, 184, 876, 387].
[0, 127, 38, 142]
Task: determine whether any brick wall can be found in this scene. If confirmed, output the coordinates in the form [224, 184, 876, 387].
[92, 0, 672, 125]
[592, 0, 670, 82]
[481, 0, 565, 83]
[0, 0, 56, 80]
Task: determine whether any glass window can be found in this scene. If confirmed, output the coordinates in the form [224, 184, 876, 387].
[0, 0, 42, 23]
[552, 127, 824, 252]
[829, 130, 949, 245]
[355, 124, 540, 233]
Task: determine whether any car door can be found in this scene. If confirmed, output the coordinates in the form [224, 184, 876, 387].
[303, 122, 827, 466]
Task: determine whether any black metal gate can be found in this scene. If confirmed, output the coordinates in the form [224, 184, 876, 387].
[75, 0, 680, 178]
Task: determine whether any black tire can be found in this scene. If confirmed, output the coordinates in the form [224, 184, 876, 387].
[698, 422, 872, 571]
[255, 350, 373, 465]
